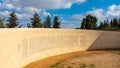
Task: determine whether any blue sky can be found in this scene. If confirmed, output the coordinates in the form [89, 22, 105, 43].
[0, 0, 120, 28]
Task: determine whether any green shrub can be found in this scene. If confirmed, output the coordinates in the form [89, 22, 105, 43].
[80, 63, 87, 68]
[90, 64, 96, 68]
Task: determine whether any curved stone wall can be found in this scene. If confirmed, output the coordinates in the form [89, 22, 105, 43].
[0, 29, 120, 68]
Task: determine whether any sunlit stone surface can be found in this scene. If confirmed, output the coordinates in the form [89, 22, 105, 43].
[0, 28, 120, 68]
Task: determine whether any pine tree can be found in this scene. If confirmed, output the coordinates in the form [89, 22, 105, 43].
[31, 12, 42, 28]
[0, 18, 4, 28]
[53, 16, 60, 28]
[43, 15, 51, 28]
[7, 12, 19, 28]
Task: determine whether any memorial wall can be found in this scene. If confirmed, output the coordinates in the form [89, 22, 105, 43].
[0, 29, 120, 68]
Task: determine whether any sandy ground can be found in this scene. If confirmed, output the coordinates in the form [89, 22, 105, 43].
[24, 50, 120, 68]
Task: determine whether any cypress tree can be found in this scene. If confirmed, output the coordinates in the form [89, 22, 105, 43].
[0, 18, 4, 28]
[53, 16, 60, 28]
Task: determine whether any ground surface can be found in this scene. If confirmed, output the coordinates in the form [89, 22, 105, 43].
[24, 50, 120, 68]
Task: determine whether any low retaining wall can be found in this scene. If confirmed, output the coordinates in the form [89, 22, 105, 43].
[0, 29, 120, 68]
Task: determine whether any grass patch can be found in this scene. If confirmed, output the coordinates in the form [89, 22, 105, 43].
[90, 64, 96, 68]
[79, 63, 96, 68]
[112, 50, 120, 55]
[51, 61, 64, 68]
[80, 63, 87, 68]
[67, 66, 73, 68]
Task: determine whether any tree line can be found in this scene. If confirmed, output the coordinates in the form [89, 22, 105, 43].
[99, 18, 120, 31]
[77, 14, 120, 31]
[0, 12, 60, 28]
[1, 11, 120, 31]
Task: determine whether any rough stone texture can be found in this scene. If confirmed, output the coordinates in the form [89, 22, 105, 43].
[0, 28, 119, 68]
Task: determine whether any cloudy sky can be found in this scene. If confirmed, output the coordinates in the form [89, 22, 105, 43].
[0, 0, 120, 28]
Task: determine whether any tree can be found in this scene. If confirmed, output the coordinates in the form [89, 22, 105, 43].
[99, 22, 104, 30]
[81, 14, 97, 29]
[53, 16, 60, 28]
[27, 23, 31, 28]
[81, 18, 86, 29]
[0, 18, 4, 28]
[91, 16, 97, 29]
[118, 18, 120, 28]
[113, 18, 119, 27]
[43, 15, 51, 28]
[31, 12, 42, 28]
[103, 21, 109, 28]
[7, 12, 19, 28]
[103, 20, 109, 28]
[110, 19, 113, 27]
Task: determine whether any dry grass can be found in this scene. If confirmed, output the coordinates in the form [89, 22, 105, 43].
[24, 50, 120, 68]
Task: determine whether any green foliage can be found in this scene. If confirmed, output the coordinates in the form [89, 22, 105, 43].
[7, 12, 19, 28]
[81, 14, 97, 30]
[80, 63, 87, 68]
[75, 27, 81, 29]
[79, 14, 120, 31]
[53, 16, 60, 28]
[90, 64, 96, 68]
[31, 12, 42, 28]
[79, 63, 96, 68]
[98, 18, 120, 31]
[43, 15, 51, 28]
[112, 50, 120, 55]
[0, 18, 4, 28]
[27, 23, 31, 28]
[99, 22, 104, 30]
[51, 61, 64, 68]
[81, 18, 86, 29]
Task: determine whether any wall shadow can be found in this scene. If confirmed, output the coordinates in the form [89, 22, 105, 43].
[87, 31, 120, 51]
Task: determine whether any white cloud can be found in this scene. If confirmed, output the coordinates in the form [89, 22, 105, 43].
[61, 20, 81, 28]
[23, 7, 39, 14]
[87, 9, 104, 21]
[41, 10, 51, 16]
[0, 11, 10, 17]
[6, 3, 14, 9]
[0, 1, 53, 20]
[71, 14, 85, 21]
[7, 0, 86, 9]
[0, 11, 28, 20]
[16, 13, 31, 20]
[107, 4, 120, 17]
[0, 2, 51, 20]
[1, 3, 14, 9]
[0, 3, 14, 9]
[87, 5, 120, 20]
[71, 8, 104, 21]
[3, 10, 50, 20]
